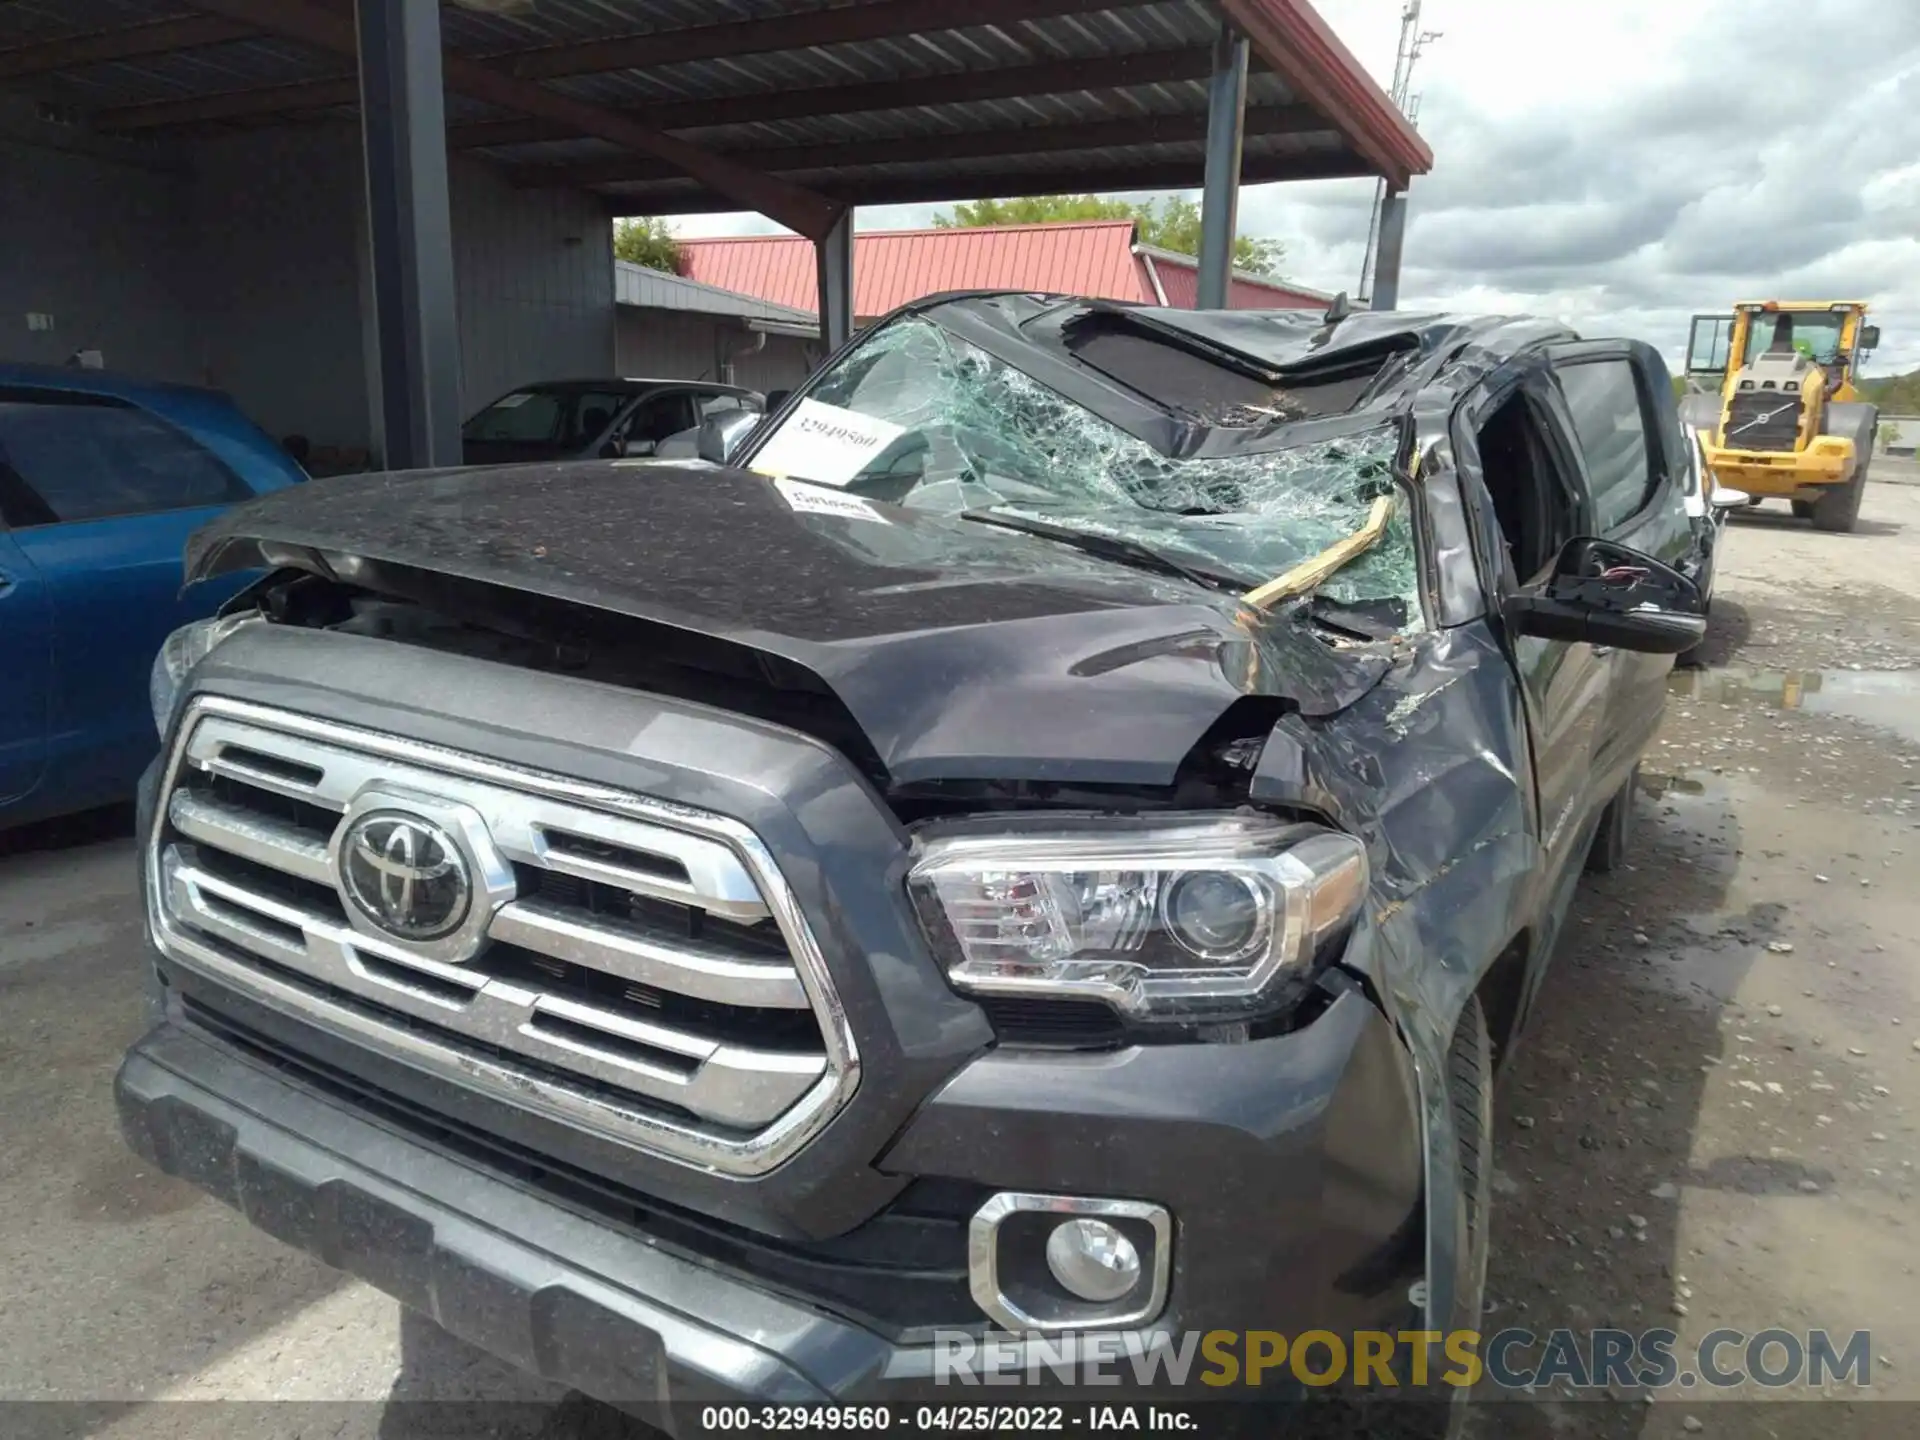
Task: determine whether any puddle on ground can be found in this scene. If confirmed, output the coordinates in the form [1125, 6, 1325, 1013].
[1637, 770, 1704, 798]
[1668, 666, 1920, 746]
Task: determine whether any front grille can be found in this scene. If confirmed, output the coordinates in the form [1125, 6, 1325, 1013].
[1722, 390, 1803, 452]
[149, 696, 857, 1175]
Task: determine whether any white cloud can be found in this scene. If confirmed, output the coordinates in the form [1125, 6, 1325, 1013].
[671, 0, 1920, 374]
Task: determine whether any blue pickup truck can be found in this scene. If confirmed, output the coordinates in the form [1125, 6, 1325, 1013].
[0, 364, 305, 828]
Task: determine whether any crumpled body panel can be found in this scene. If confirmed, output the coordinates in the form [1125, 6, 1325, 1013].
[1255, 620, 1544, 1334]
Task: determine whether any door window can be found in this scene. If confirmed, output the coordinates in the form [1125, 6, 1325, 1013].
[0, 395, 249, 525]
[1685, 315, 1734, 375]
[627, 392, 699, 449]
[571, 394, 628, 448]
[462, 388, 633, 449]
[697, 392, 751, 420]
[1474, 389, 1582, 582]
[1555, 361, 1657, 532]
[464, 389, 565, 443]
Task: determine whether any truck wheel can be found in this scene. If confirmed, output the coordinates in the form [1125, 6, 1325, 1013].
[1791, 500, 1814, 519]
[1810, 463, 1867, 533]
[1585, 768, 1636, 874]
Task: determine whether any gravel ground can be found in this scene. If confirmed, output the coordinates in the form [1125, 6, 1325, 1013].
[1473, 461, 1920, 1440]
[3, 463, 1918, 1439]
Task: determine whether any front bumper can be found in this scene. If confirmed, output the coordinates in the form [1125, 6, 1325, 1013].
[1703, 436, 1856, 496]
[119, 971, 1424, 1417]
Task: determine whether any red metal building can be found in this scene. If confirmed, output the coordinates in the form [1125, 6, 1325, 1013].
[679, 219, 1333, 325]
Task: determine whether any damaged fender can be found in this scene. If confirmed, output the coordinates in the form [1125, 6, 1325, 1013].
[1255, 623, 1539, 1335]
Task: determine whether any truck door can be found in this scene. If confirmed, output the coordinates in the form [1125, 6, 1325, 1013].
[0, 528, 51, 808]
[1466, 374, 1612, 888]
[1545, 342, 1695, 801]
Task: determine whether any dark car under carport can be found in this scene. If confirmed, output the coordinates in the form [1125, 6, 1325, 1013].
[460, 379, 761, 466]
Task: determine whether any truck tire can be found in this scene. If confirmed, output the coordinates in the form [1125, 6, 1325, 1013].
[1810, 461, 1867, 533]
[1448, 994, 1493, 1312]
[1791, 500, 1814, 519]
[1585, 767, 1636, 873]
[1341, 998, 1490, 1440]
[1430, 995, 1492, 1438]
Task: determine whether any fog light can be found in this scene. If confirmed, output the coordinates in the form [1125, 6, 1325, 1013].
[970, 1193, 1171, 1332]
[1045, 1218, 1141, 1302]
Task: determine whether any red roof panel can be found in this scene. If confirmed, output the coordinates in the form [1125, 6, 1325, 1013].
[1140, 253, 1327, 310]
[679, 220, 1332, 319]
[680, 220, 1155, 318]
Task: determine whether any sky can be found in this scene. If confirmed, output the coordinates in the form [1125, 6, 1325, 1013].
[668, 0, 1920, 376]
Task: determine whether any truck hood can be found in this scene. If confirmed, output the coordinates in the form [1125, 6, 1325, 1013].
[186, 461, 1392, 788]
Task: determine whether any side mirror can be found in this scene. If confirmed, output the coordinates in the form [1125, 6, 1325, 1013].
[1708, 487, 1751, 510]
[1859, 324, 1881, 353]
[1504, 537, 1706, 655]
[695, 417, 734, 464]
[764, 389, 792, 411]
[623, 437, 657, 457]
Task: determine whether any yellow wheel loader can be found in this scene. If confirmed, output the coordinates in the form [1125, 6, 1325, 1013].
[1678, 301, 1882, 533]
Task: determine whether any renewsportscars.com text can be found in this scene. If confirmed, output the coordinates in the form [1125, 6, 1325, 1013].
[931, 1328, 1873, 1391]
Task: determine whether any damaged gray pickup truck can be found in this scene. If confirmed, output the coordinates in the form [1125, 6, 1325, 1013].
[118, 292, 1724, 1429]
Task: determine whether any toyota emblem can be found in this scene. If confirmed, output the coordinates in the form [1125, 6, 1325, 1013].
[339, 811, 473, 941]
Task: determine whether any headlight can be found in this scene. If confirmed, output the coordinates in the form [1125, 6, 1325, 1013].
[906, 815, 1367, 1021]
[149, 612, 262, 736]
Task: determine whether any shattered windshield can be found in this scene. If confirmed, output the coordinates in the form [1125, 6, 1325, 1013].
[745, 316, 1425, 629]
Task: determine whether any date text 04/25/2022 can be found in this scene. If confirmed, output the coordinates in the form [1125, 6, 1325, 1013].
[695, 1405, 1200, 1433]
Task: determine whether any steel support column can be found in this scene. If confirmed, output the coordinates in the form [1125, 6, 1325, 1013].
[356, 0, 460, 470]
[1196, 23, 1250, 311]
[815, 209, 855, 354]
[1371, 189, 1409, 312]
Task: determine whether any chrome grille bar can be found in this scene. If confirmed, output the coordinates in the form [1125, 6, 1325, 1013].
[490, 898, 810, 1009]
[182, 715, 772, 923]
[167, 789, 336, 887]
[149, 695, 858, 1174]
[162, 848, 823, 1129]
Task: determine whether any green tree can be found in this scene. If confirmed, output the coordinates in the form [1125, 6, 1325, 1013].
[1861, 369, 1920, 413]
[613, 216, 681, 273]
[935, 194, 1283, 276]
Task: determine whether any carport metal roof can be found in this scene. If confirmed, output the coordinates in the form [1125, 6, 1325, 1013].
[0, 0, 1431, 233]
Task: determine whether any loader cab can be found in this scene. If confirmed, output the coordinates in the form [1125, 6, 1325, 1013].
[1688, 303, 1876, 403]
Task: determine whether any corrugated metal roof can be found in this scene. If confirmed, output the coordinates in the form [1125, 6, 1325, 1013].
[680, 218, 1333, 317]
[0, 1, 1429, 206]
[615, 258, 820, 323]
[481, 70, 1301, 169]
[536, 2, 1229, 111]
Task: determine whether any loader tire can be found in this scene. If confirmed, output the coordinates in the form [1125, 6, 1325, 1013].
[1810, 462, 1867, 533]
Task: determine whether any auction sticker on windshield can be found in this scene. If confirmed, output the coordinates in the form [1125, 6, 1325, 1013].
[773, 478, 893, 525]
[750, 399, 906, 486]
